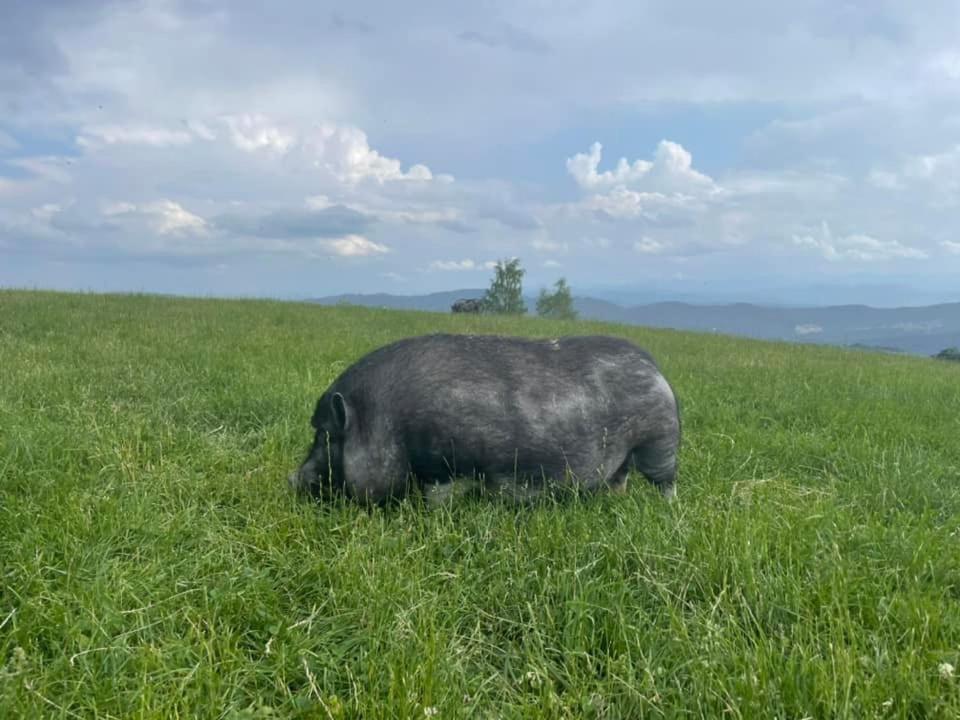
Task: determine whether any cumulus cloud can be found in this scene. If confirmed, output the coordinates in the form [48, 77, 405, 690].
[145, 200, 208, 236]
[869, 144, 960, 204]
[325, 235, 388, 257]
[77, 113, 440, 188]
[567, 142, 650, 189]
[303, 123, 434, 184]
[562, 140, 722, 243]
[0, 104, 452, 267]
[223, 115, 296, 154]
[218, 115, 436, 184]
[792, 222, 927, 262]
[93, 199, 207, 236]
[567, 140, 715, 193]
[580, 187, 705, 222]
[2, 195, 393, 263]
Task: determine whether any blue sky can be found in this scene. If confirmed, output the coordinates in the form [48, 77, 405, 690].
[2, 0, 960, 306]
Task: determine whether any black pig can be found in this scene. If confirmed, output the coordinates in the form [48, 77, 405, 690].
[290, 334, 680, 505]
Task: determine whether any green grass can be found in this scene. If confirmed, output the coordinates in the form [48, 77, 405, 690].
[2, 289, 959, 719]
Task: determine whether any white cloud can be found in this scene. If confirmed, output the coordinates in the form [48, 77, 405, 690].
[794, 324, 823, 336]
[870, 145, 960, 204]
[305, 195, 333, 210]
[792, 222, 927, 262]
[100, 200, 208, 236]
[567, 142, 652, 190]
[101, 201, 137, 216]
[185, 121, 217, 142]
[567, 140, 715, 193]
[562, 140, 721, 238]
[31, 203, 66, 221]
[727, 170, 848, 196]
[543, 259, 561, 268]
[383, 208, 462, 225]
[633, 237, 665, 254]
[930, 50, 960, 80]
[325, 235, 388, 257]
[9, 157, 74, 184]
[147, 200, 208, 236]
[304, 123, 434, 184]
[581, 187, 702, 220]
[903, 145, 960, 181]
[219, 115, 437, 185]
[532, 236, 568, 253]
[429, 259, 490, 271]
[78, 124, 194, 149]
[222, 115, 296, 154]
[942, 240, 960, 254]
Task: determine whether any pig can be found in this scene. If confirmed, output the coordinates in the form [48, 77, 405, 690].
[289, 333, 681, 506]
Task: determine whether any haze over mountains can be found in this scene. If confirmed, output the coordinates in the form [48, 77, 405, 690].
[310, 290, 960, 357]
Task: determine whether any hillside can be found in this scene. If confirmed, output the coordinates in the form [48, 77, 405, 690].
[2, 290, 959, 718]
[311, 291, 960, 356]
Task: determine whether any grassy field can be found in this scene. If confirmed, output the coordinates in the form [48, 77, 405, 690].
[1, 289, 959, 719]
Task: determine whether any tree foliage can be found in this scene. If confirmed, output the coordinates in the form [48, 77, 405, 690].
[536, 278, 578, 321]
[933, 347, 960, 362]
[482, 258, 527, 315]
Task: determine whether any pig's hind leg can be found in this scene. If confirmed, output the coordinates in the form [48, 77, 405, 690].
[629, 436, 678, 501]
[421, 474, 482, 508]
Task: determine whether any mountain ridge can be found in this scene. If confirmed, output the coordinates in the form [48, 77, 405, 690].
[308, 291, 960, 356]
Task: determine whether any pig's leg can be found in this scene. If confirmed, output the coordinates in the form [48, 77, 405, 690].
[630, 437, 678, 501]
[421, 475, 481, 508]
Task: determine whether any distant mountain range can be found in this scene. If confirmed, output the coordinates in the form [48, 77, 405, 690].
[309, 290, 960, 356]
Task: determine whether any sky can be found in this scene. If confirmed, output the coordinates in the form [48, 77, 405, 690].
[2, 0, 960, 307]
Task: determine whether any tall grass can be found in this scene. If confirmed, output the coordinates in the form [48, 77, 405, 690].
[1, 289, 959, 718]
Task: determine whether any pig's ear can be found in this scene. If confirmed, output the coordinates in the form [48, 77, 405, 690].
[331, 392, 350, 432]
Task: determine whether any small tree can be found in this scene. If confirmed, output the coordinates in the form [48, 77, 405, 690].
[536, 278, 578, 321]
[933, 347, 960, 362]
[482, 258, 527, 315]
